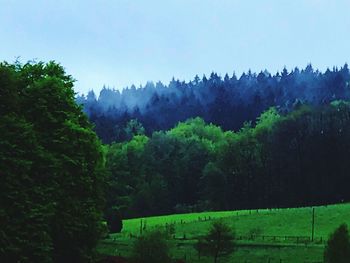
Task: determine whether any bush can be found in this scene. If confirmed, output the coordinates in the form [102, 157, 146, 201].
[106, 208, 123, 233]
[324, 223, 350, 263]
[165, 223, 175, 237]
[194, 220, 235, 263]
[131, 230, 171, 263]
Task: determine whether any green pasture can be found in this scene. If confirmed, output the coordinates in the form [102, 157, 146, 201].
[98, 203, 350, 262]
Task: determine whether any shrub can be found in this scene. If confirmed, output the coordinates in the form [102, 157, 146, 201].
[324, 223, 350, 263]
[195, 220, 235, 263]
[131, 230, 171, 263]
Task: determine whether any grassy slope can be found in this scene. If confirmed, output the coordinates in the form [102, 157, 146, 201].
[99, 203, 350, 262]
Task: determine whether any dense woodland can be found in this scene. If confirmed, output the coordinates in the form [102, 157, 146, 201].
[105, 103, 350, 218]
[77, 64, 350, 144]
[77, 64, 350, 219]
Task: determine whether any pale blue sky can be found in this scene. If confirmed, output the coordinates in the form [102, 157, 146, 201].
[1, 0, 349, 94]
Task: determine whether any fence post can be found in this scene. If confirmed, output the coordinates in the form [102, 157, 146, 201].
[311, 207, 315, 242]
[140, 219, 142, 235]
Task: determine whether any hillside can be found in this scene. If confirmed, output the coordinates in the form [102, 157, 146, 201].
[99, 203, 350, 262]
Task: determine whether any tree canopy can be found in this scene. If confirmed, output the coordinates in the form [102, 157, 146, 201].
[196, 220, 235, 263]
[0, 61, 106, 262]
[105, 102, 350, 218]
[77, 64, 350, 144]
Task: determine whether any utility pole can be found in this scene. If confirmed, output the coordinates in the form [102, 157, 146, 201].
[311, 207, 315, 242]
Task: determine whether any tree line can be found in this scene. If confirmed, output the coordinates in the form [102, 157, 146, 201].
[77, 64, 350, 144]
[105, 101, 350, 219]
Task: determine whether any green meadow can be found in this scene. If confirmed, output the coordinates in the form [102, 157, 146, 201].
[98, 203, 350, 262]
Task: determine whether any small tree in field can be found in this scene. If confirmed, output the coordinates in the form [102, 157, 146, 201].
[132, 230, 171, 263]
[324, 223, 350, 263]
[196, 220, 235, 263]
[105, 207, 123, 233]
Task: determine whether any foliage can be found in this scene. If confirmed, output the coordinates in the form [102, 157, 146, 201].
[164, 223, 176, 237]
[0, 61, 106, 262]
[131, 230, 171, 263]
[324, 224, 350, 263]
[105, 101, 350, 218]
[200, 162, 228, 210]
[105, 208, 123, 233]
[195, 220, 235, 263]
[78, 64, 350, 144]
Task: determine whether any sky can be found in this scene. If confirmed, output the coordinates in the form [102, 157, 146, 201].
[1, 0, 350, 95]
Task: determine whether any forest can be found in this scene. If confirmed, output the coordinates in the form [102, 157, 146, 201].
[2, 61, 350, 262]
[78, 64, 350, 219]
[77, 64, 350, 144]
[105, 102, 350, 219]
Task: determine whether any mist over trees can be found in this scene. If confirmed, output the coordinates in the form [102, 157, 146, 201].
[77, 64, 350, 144]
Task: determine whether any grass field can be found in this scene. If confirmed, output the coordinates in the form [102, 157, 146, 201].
[98, 203, 350, 262]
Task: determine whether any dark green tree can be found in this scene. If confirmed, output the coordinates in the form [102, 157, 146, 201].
[0, 115, 53, 263]
[105, 207, 123, 233]
[200, 220, 235, 263]
[0, 61, 106, 262]
[124, 119, 145, 141]
[324, 224, 350, 263]
[200, 162, 228, 210]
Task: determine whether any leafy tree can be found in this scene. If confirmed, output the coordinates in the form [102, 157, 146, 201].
[0, 115, 53, 263]
[105, 207, 123, 233]
[131, 230, 171, 263]
[324, 224, 350, 263]
[200, 162, 228, 210]
[0, 61, 106, 262]
[199, 220, 235, 263]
